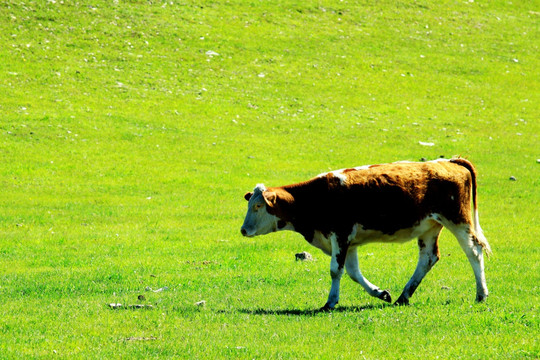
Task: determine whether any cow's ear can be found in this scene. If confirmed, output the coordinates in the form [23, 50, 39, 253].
[244, 192, 253, 201]
[262, 191, 277, 207]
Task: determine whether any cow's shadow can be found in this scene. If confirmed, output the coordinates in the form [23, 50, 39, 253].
[237, 303, 390, 316]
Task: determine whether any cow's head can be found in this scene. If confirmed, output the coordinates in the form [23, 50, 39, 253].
[240, 184, 293, 237]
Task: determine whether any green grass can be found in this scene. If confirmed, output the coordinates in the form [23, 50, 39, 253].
[1, 0, 538, 358]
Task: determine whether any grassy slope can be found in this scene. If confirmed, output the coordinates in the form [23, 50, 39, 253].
[0, 0, 538, 358]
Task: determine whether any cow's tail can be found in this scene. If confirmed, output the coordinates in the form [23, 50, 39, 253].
[450, 158, 492, 257]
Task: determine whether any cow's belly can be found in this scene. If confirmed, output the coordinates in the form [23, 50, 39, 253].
[309, 217, 440, 255]
[351, 227, 418, 246]
[352, 217, 439, 245]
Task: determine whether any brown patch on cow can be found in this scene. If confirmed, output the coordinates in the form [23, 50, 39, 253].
[264, 188, 294, 217]
[342, 168, 357, 173]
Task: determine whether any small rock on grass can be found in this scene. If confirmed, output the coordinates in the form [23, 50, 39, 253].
[124, 336, 157, 341]
[295, 251, 313, 261]
[195, 300, 206, 307]
[108, 303, 154, 310]
[509, 176, 517, 181]
[128, 304, 154, 309]
[145, 286, 169, 293]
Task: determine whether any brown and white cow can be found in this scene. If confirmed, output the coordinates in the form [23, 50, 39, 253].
[241, 158, 491, 310]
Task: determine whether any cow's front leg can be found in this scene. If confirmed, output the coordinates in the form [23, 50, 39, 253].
[345, 247, 392, 303]
[321, 233, 348, 311]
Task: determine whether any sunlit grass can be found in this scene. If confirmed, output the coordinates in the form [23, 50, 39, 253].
[0, 0, 538, 358]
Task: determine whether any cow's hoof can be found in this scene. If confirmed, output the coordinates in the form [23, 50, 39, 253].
[319, 303, 335, 312]
[476, 294, 488, 302]
[394, 296, 409, 306]
[379, 290, 392, 303]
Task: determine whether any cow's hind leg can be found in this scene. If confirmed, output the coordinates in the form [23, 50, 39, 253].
[448, 223, 489, 302]
[345, 247, 392, 303]
[395, 224, 443, 305]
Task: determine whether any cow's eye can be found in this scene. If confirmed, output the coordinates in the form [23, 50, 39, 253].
[254, 203, 263, 211]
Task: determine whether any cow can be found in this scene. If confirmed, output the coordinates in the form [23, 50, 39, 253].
[241, 158, 491, 310]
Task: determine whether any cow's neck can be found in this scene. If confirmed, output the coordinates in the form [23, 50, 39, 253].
[279, 178, 332, 243]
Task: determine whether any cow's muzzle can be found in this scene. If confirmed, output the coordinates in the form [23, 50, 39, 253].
[240, 226, 255, 237]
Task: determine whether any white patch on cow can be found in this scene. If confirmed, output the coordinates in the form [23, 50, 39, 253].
[473, 209, 491, 255]
[354, 165, 371, 171]
[317, 168, 342, 176]
[474, 209, 483, 239]
[428, 158, 451, 163]
[331, 170, 348, 185]
[348, 224, 358, 243]
[311, 230, 332, 255]
[254, 183, 266, 193]
[316, 169, 349, 185]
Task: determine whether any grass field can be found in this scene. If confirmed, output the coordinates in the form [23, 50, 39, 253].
[1, 0, 538, 358]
